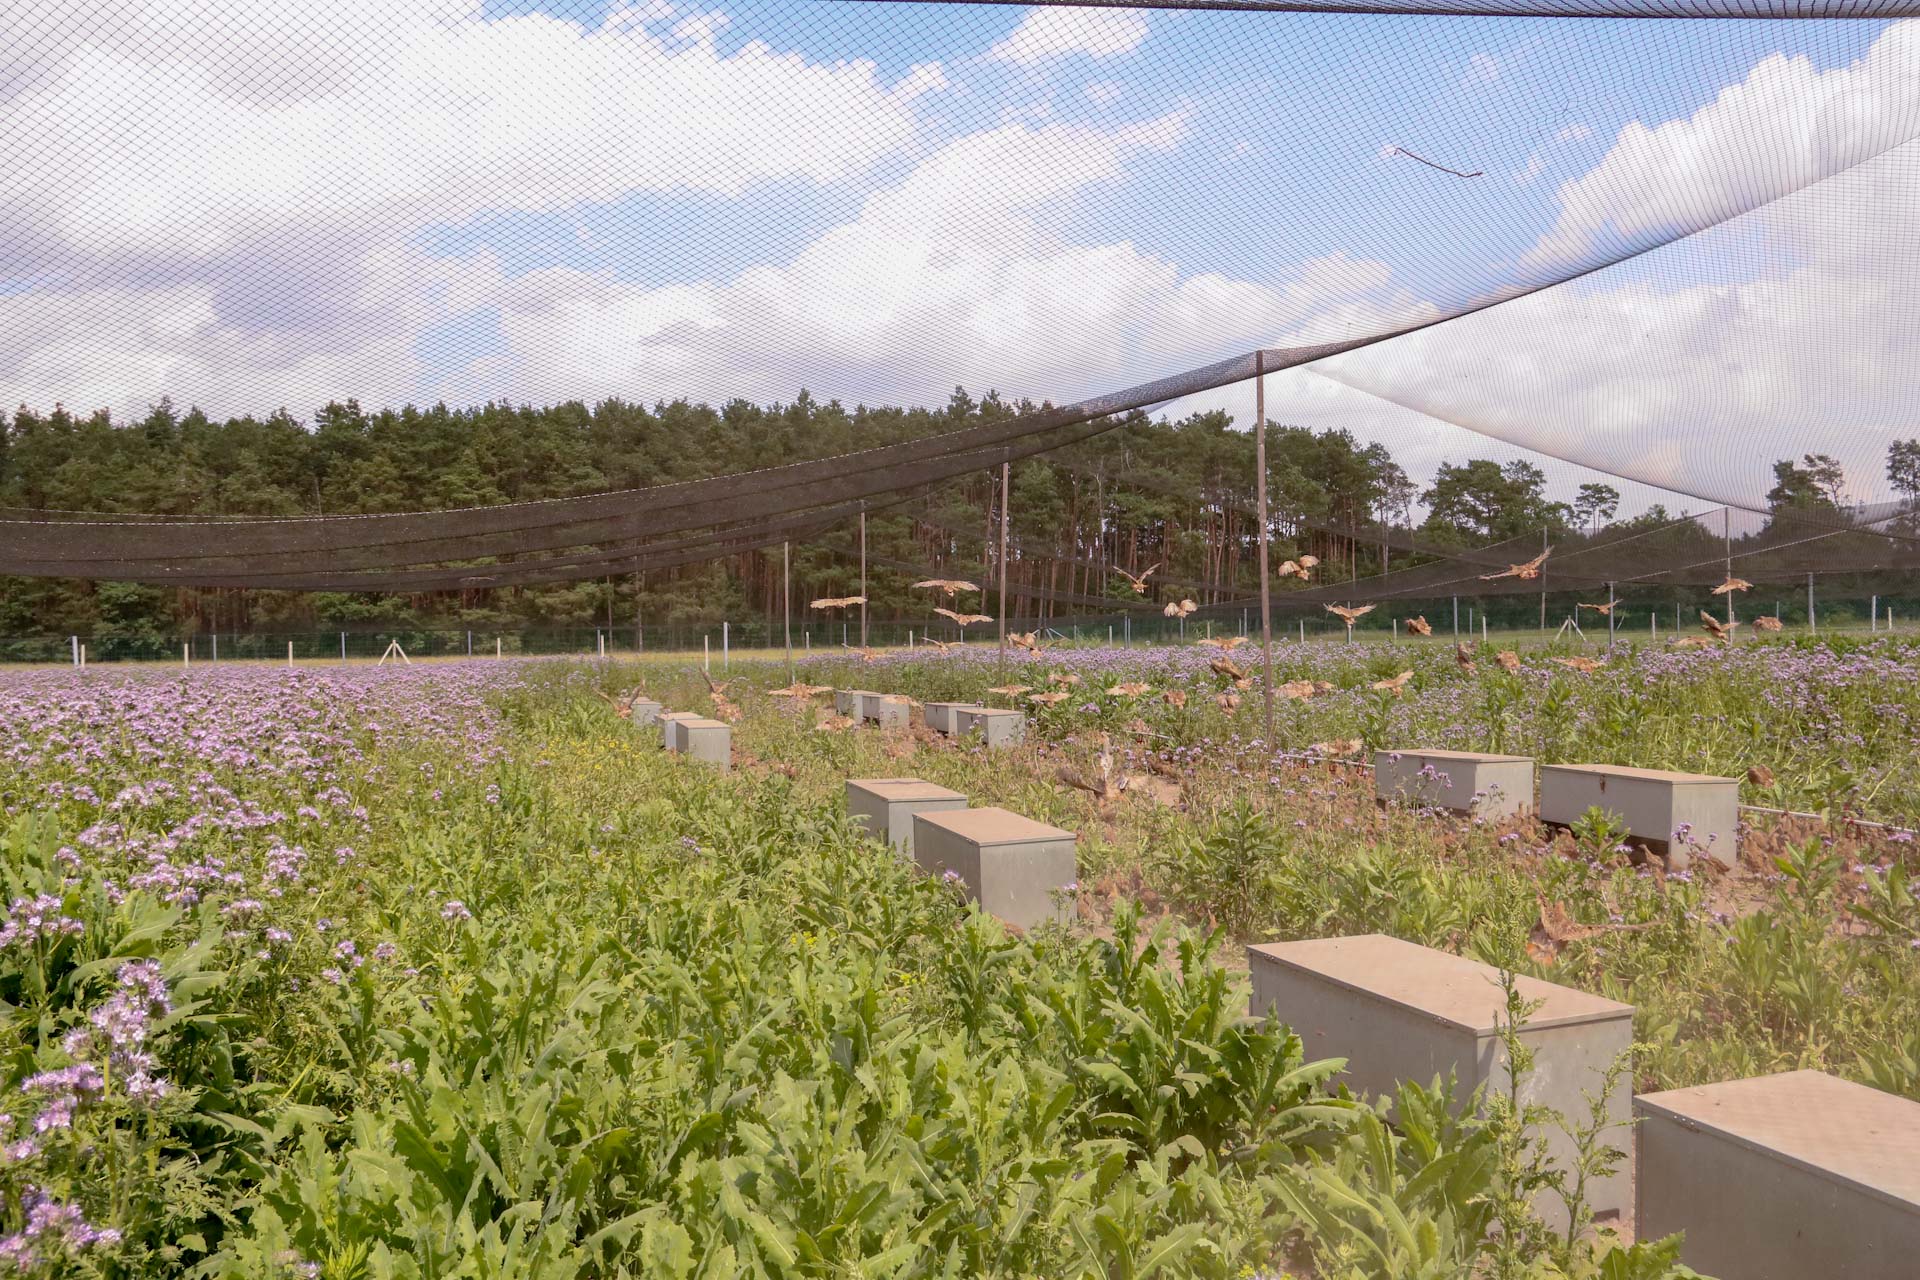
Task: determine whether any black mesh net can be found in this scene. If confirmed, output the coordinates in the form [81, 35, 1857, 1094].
[3, 2, 1918, 596]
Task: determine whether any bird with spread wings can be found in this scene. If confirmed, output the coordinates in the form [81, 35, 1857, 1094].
[1325, 603, 1375, 629]
[811, 595, 866, 611]
[934, 607, 992, 629]
[1277, 554, 1320, 582]
[1371, 670, 1414, 697]
[1114, 564, 1160, 594]
[1480, 548, 1551, 581]
[1700, 611, 1740, 641]
[913, 578, 979, 598]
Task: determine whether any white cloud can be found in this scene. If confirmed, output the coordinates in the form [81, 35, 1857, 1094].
[473, 112, 1424, 412]
[0, 91, 1422, 425]
[1524, 20, 1920, 271]
[989, 9, 1148, 67]
[671, 10, 730, 43]
[1313, 140, 1920, 512]
[0, 0, 941, 265]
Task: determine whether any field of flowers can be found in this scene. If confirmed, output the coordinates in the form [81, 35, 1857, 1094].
[4, 641, 1912, 1276]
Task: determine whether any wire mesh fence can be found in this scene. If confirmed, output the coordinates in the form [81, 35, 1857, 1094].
[12, 584, 1914, 667]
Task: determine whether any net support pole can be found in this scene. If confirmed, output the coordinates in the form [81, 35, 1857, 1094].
[1808, 573, 1816, 634]
[1608, 582, 1616, 646]
[1254, 350, 1276, 751]
[1452, 596, 1459, 637]
[998, 460, 1010, 665]
[783, 540, 794, 683]
[859, 509, 868, 649]
[1539, 527, 1547, 633]
[1724, 509, 1735, 626]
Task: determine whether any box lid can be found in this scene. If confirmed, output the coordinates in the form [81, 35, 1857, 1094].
[1376, 749, 1532, 764]
[660, 710, 701, 721]
[915, 805, 1074, 845]
[926, 701, 981, 710]
[1539, 763, 1734, 785]
[960, 707, 1023, 720]
[849, 778, 966, 802]
[1636, 1070, 1920, 1213]
[1248, 934, 1632, 1034]
[681, 717, 728, 730]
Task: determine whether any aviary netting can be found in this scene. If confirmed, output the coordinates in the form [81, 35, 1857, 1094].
[3, 0, 1918, 613]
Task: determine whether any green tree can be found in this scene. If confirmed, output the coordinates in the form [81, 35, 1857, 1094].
[1571, 482, 1620, 533]
[1888, 440, 1920, 503]
[1421, 459, 1567, 541]
[1767, 454, 1846, 511]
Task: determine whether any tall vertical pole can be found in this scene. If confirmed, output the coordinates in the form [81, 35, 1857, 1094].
[998, 461, 1011, 661]
[1607, 582, 1616, 645]
[859, 509, 868, 648]
[1807, 573, 1816, 634]
[1539, 526, 1548, 633]
[1724, 509, 1734, 626]
[1254, 351, 1276, 750]
[783, 540, 794, 682]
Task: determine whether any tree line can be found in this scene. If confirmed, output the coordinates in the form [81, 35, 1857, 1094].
[0, 392, 1909, 641]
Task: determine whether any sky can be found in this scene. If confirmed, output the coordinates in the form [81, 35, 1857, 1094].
[2, 1, 1917, 516]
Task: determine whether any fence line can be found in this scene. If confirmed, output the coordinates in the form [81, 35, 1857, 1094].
[4, 587, 1911, 664]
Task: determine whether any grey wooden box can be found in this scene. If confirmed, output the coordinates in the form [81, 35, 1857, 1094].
[911, 806, 1076, 930]
[1539, 763, 1738, 869]
[924, 702, 980, 735]
[834, 689, 877, 717]
[660, 711, 701, 751]
[628, 698, 663, 727]
[1249, 934, 1633, 1226]
[846, 778, 967, 855]
[678, 718, 731, 771]
[866, 694, 913, 730]
[1374, 749, 1535, 819]
[954, 707, 1025, 749]
[1637, 1070, 1920, 1280]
